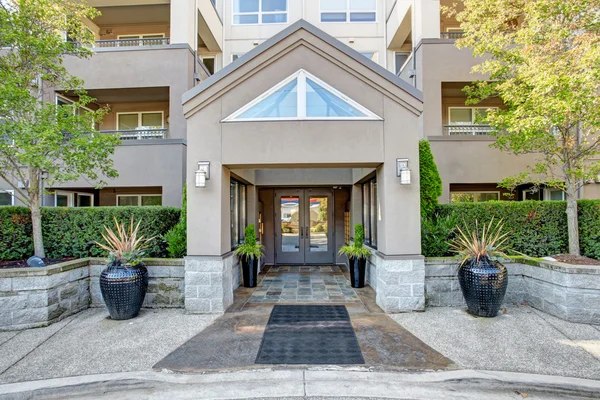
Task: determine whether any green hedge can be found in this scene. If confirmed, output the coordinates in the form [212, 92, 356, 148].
[424, 200, 600, 258]
[0, 207, 180, 261]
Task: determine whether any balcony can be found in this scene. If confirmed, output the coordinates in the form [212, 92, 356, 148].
[93, 37, 170, 49]
[443, 125, 495, 136]
[440, 31, 465, 40]
[101, 128, 168, 141]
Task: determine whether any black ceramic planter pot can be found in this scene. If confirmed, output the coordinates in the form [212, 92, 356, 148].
[348, 257, 366, 288]
[458, 257, 508, 317]
[242, 257, 258, 288]
[100, 261, 148, 320]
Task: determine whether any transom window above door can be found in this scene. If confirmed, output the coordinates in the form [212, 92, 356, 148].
[233, 0, 287, 24]
[117, 112, 164, 130]
[223, 69, 382, 121]
[320, 0, 376, 23]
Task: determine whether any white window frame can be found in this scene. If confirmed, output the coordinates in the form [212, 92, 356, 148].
[223, 69, 382, 122]
[522, 189, 541, 201]
[320, 0, 377, 23]
[55, 190, 75, 207]
[394, 51, 412, 75]
[448, 106, 499, 125]
[450, 191, 500, 203]
[116, 111, 164, 130]
[76, 193, 94, 207]
[232, 0, 288, 25]
[0, 189, 15, 206]
[359, 52, 378, 62]
[56, 94, 93, 114]
[116, 194, 163, 206]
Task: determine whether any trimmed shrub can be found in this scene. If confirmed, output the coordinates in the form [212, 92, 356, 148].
[421, 213, 459, 257]
[419, 140, 442, 219]
[426, 200, 600, 259]
[165, 185, 187, 258]
[0, 206, 180, 261]
[579, 200, 600, 260]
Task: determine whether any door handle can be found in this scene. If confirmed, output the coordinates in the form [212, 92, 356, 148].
[299, 227, 303, 239]
[305, 227, 309, 238]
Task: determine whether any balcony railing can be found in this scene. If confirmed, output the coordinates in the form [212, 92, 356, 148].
[94, 37, 170, 48]
[443, 125, 495, 136]
[440, 31, 465, 40]
[101, 129, 167, 140]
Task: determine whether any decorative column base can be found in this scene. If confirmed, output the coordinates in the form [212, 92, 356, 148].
[367, 253, 425, 313]
[184, 254, 239, 314]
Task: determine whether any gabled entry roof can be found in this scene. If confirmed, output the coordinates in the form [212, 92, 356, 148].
[182, 19, 423, 105]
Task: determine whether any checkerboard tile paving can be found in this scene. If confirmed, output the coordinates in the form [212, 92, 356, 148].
[247, 265, 361, 304]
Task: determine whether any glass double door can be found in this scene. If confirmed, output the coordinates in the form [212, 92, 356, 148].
[275, 189, 334, 265]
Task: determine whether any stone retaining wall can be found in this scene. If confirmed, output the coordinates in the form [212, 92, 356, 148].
[0, 258, 184, 331]
[425, 258, 600, 325]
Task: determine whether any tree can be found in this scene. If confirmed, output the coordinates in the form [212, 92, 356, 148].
[0, 0, 120, 258]
[419, 139, 442, 218]
[449, 0, 600, 255]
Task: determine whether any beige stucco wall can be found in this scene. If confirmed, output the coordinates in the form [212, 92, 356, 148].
[63, 47, 195, 140]
[429, 137, 539, 203]
[184, 27, 423, 258]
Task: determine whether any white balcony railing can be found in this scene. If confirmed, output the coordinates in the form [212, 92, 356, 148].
[443, 125, 495, 136]
[102, 129, 167, 140]
[440, 31, 465, 40]
[93, 37, 170, 48]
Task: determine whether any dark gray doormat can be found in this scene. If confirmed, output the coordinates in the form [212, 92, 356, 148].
[255, 305, 365, 365]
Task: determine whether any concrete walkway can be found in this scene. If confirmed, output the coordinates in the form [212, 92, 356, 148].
[392, 305, 600, 380]
[0, 308, 217, 385]
[2, 305, 600, 398]
[1, 369, 599, 399]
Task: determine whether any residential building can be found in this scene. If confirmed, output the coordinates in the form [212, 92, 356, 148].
[2, 0, 598, 312]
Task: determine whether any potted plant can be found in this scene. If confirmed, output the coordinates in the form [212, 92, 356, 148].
[339, 224, 372, 288]
[449, 219, 510, 317]
[96, 217, 154, 320]
[234, 224, 264, 288]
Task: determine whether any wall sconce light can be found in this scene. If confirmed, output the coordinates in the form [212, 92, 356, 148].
[195, 161, 210, 188]
[396, 158, 411, 185]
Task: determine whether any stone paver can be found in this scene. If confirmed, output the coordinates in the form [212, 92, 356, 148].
[392, 305, 600, 380]
[247, 265, 361, 304]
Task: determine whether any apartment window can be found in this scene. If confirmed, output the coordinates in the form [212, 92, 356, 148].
[359, 52, 377, 62]
[117, 195, 162, 206]
[448, 107, 497, 125]
[233, 0, 288, 25]
[201, 56, 215, 74]
[362, 178, 377, 248]
[321, 0, 376, 23]
[394, 52, 410, 75]
[230, 179, 247, 248]
[224, 69, 381, 121]
[450, 192, 500, 203]
[117, 112, 163, 131]
[545, 189, 565, 201]
[77, 193, 93, 207]
[0, 190, 14, 206]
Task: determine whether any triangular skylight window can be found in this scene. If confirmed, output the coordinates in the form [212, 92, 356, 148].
[223, 69, 382, 121]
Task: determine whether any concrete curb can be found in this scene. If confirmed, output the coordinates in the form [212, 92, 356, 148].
[1, 369, 600, 399]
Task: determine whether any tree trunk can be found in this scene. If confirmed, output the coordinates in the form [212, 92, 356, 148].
[565, 179, 580, 256]
[29, 168, 45, 258]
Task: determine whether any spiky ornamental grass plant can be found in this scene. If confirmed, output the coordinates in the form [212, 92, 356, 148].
[339, 224, 372, 259]
[449, 219, 511, 267]
[96, 217, 155, 267]
[234, 224, 265, 260]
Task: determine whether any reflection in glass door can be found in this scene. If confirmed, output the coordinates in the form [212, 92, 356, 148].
[275, 189, 334, 265]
